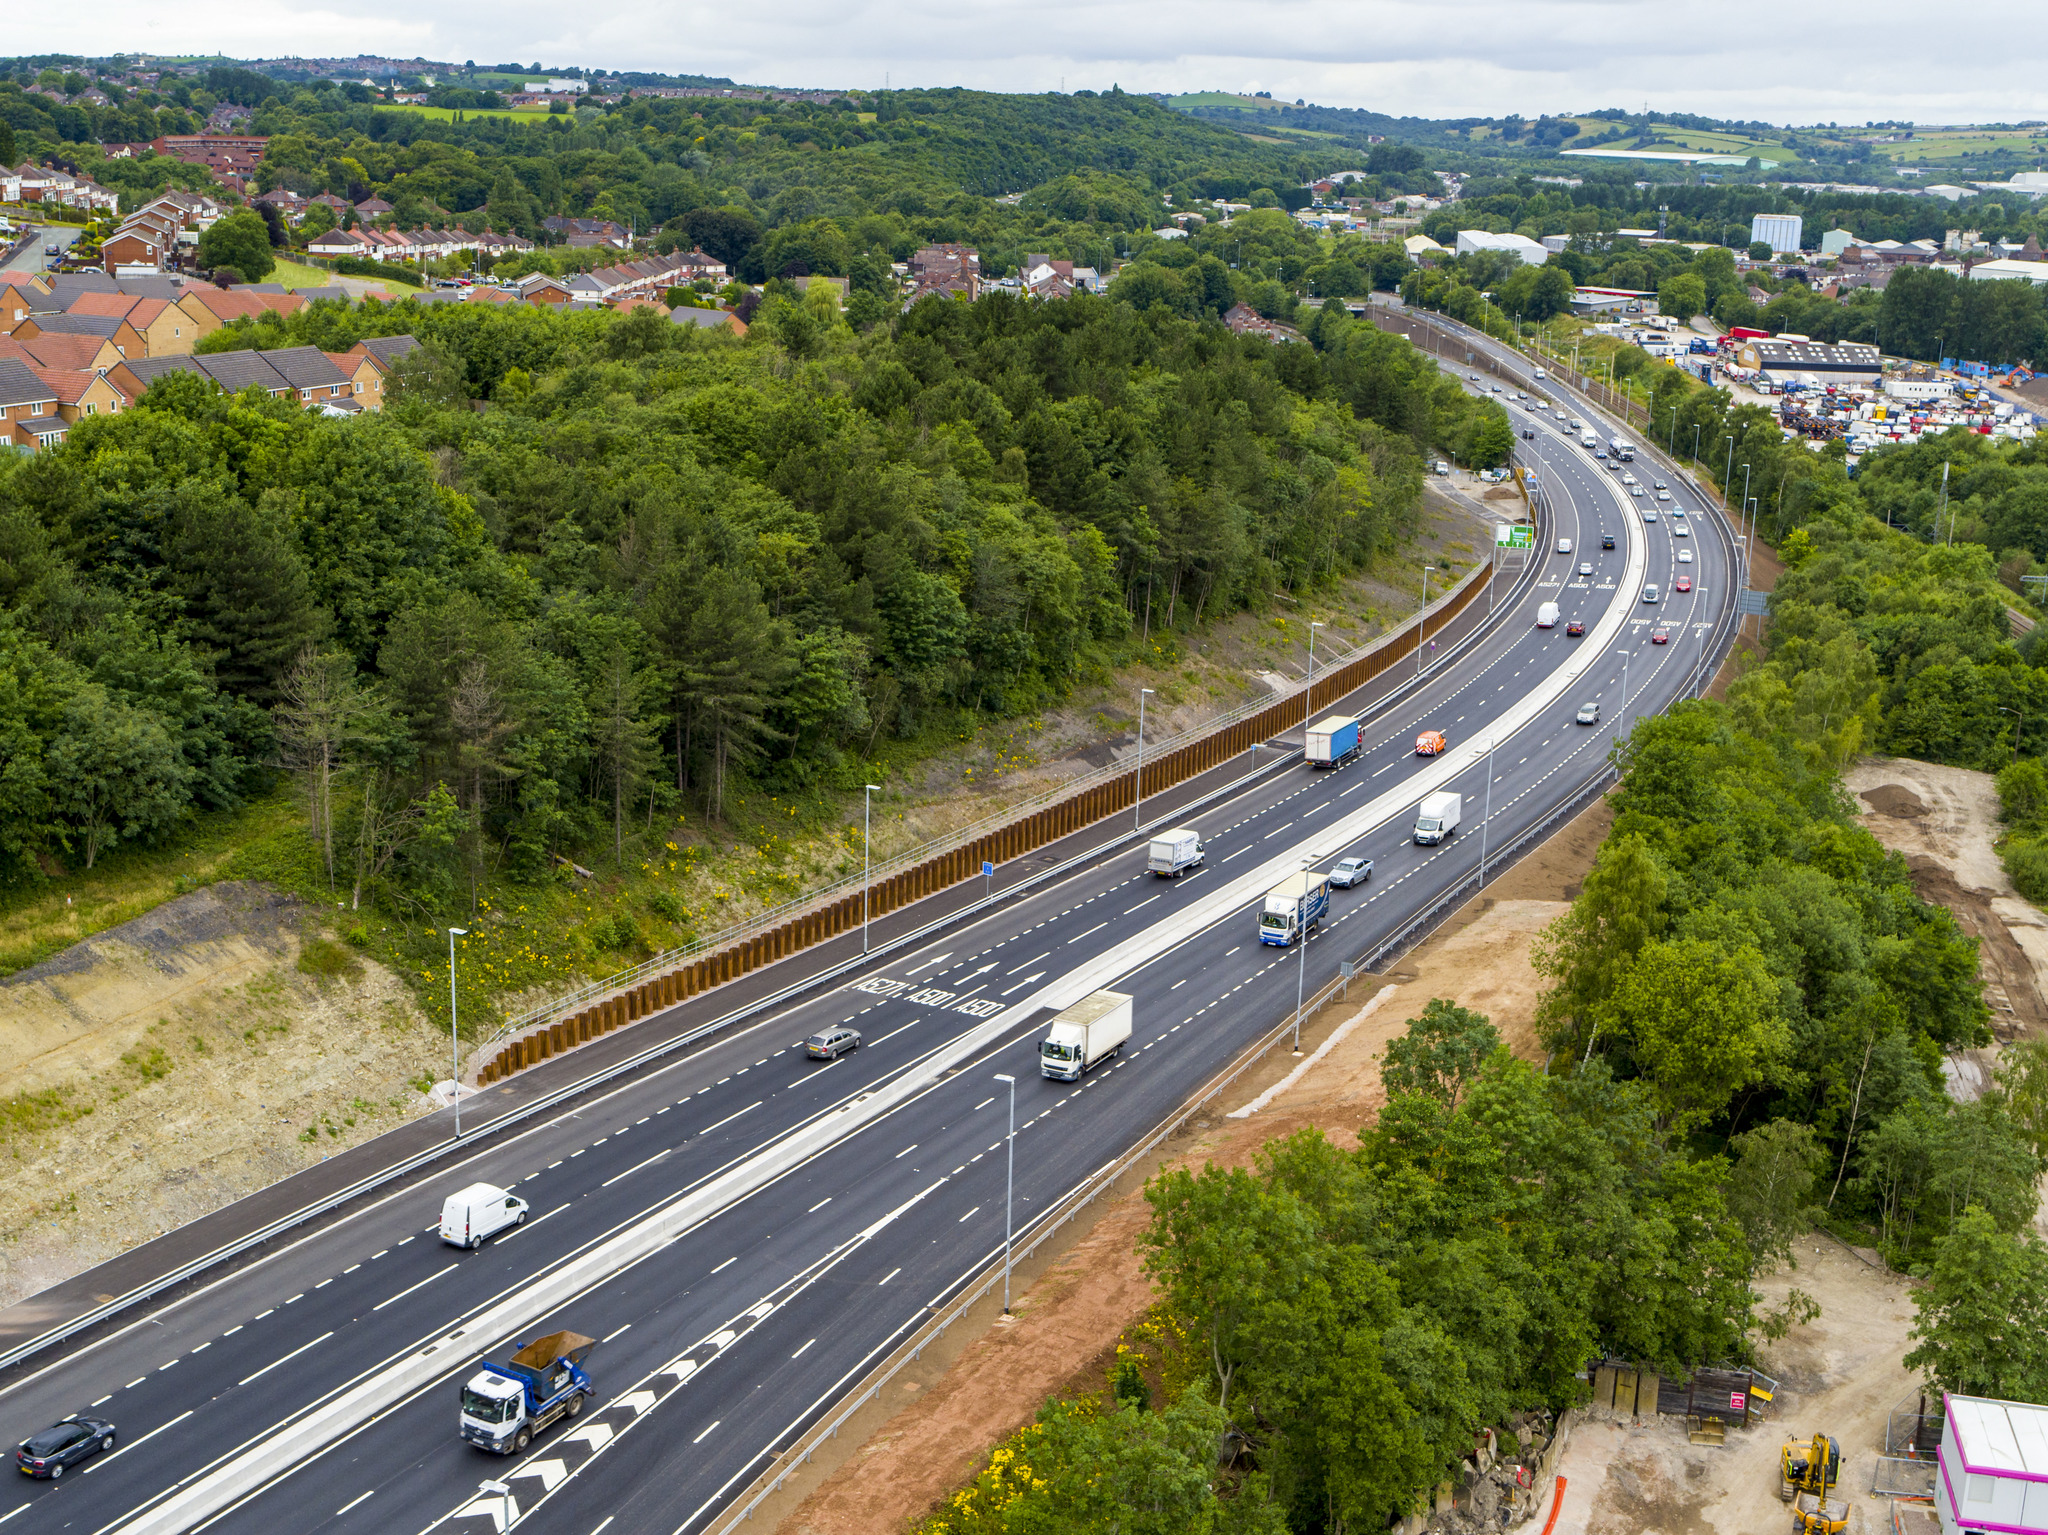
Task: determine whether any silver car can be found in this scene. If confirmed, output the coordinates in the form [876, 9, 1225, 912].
[1577, 561, 1593, 577]
[1576, 701, 1600, 725]
[1642, 584, 1661, 603]
[1330, 856, 1373, 887]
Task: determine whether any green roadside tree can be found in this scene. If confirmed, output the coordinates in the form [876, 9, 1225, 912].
[1658, 272, 1706, 323]
[45, 683, 193, 868]
[1381, 998, 1501, 1108]
[196, 208, 276, 282]
[1603, 936, 1785, 1128]
[1749, 240, 1773, 261]
[1465, 403, 1514, 468]
[1725, 1119, 1825, 1273]
[1905, 1206, 2048, 1400]
[1532, 831, 1669, 1057]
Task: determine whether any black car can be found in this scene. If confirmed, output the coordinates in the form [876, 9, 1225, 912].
[18, 1415, 115, 1478]
[1600, 533, 1615, 549]
[804, 1026, 862, 1060]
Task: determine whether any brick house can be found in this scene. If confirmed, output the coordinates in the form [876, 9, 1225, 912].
[0, 357, 65, 448]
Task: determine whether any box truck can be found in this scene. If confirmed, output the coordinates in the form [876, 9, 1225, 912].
[459, 1331, 596, 1454]
[1414, 791, 1462, 846]
[440, 1183, 530, 1249]
[1260, 871, 1330, 946]
[1039, 991, 1133, 1080]
[1305, 715, 1361, 768]
[1147, 827, 1204, 877]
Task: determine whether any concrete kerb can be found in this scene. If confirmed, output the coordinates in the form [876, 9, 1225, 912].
[0, 497, 1548, 1383]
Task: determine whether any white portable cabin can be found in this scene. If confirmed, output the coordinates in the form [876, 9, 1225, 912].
[1938, 1392, 2048, 1535]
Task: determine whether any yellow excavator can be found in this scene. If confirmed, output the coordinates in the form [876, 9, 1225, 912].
[1782, 1433, 1857, 1533]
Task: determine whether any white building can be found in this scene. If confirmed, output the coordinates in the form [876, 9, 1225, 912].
[1965, 258, 2048, 287]
[1936, 1393, 2048, 1535]
[1453, 230, 1548, 265]
[1750, 213, 1804, 253]
[524, 79, 588, 94]
[1819, 229, 1859, 258]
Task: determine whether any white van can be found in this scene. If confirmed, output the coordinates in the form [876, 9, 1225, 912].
[1537, 601, 1560, 628]
[440, 1183, 529, 1248]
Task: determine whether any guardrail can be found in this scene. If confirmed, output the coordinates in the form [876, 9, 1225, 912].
[472, 553, 1501, 1085]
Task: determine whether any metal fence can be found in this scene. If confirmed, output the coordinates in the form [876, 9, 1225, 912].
[470, 551, 1509, 1083]
[1887, 1391, 1944, 1459]
[1873, 1457, 1938, 1500]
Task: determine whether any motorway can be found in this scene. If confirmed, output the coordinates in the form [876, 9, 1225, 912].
[0, 356, 1738, 1535]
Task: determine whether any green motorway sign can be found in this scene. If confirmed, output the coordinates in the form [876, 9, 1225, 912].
[1495, 523, 1534, 549]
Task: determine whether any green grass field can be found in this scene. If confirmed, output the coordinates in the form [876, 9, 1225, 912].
[372, 102, 556, 124]
[268, 258, 342, 290]
[1867, 129, 2048, 161]
[1169, 92, 1288, 112]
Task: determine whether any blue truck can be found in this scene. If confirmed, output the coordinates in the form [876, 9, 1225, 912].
[1305, 715, 1361, 768]
[459, 1330, 596, 1454]
[1260, 871, 1330, 945]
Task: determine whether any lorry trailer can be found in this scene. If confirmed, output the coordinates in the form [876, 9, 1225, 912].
[1260, 870, 1330, 946]
[460, 1331, 596, 1454]
[1039, 991, 1133, 1080]
[1305, 715, 1361, 767]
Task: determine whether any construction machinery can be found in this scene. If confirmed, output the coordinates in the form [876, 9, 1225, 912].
[1783, 1432, 1857, 1533]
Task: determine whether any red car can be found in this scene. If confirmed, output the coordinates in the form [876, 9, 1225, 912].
[1651, 625, 1671, 644]
[1675, 575, 1693, 593]
[1565, 619, 1585, 636]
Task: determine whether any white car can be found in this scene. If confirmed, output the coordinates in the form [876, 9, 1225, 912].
[1631, 484, 1646, 497]
[1672, 520, 1689, 535]
[1642, 584, 1661, 603]
[1678, 548, 1693, 563]
[1577, 561, 1593, 577]
[1556, 537, 1573, 554]
[1656, 490, 1671, 502]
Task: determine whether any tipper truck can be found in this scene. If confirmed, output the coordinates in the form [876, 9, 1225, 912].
[1260, 870, 1330, 946]
[1147, 827, 1204, 877]
[459, 1331, 596, 1454]
[1305, 715, 1361, 767]
[1039, 991, 1133, 1080]
[1414, 791, 1461, 846]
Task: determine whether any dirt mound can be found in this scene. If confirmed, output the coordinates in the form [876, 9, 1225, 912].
[1858, 784, 1927, 819]
[0, 883, 445, 1308]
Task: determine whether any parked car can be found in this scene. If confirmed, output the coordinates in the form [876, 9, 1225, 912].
[804, 1026, 862, 1060]
[1576, 701, 1600, 725]
[17, 1415, 115, 1479]
[1330, 856, 1373, 888]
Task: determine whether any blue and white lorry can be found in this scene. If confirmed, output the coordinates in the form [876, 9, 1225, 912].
[1260, 871, 1330, 946]
[460, 1330, 596, 1454]
[1305, 715, 1361, 768]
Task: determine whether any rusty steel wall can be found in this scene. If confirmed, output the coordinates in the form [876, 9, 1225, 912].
[478, 561, 1494, 1085]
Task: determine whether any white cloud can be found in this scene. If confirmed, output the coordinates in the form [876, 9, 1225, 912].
[34, 0, 2047, 125]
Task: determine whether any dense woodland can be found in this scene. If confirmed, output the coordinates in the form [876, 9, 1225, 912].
[0, 291, 1508, 911]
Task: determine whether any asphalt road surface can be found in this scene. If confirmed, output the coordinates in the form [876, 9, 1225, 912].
[0, 357, 1738, 1535]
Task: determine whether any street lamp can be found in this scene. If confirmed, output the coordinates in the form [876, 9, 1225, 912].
[992, 1073, 1016, 1313]
[1723, 434, 1736, 513]
[479, 1480, 512, 1533]
[1305, 621, 1324, 727]
[862, 784, 881, 953]
[2002, 706, 2027, 762]
[1478, 736, 1498, 882]
[1417, 566, 1436, 676]
[1292, 855, 1315, 1055]
[1740, 464, 1753, 535]
[448, 927, 466, 1139]
[1134, 688, 1155, 829]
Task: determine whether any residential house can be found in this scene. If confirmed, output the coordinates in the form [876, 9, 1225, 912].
[35, 367, 125, 426]
[324, 349, 384, 410]
[0, 332, 125, 374]
[520, 275, 576, 305]
[308, 228, 378, 260]
[1222, 304, 1298, 342]
[65, 292, 192, 355]
[178, 288, 308, 334]
[11, 163, 53, 203]
[351, 335, 420, 373]
[0, 358, 65, 449]
[905, 243, 980, 304]
[669, 308, 747, 336]
[354, 197, 395, 219]
[0, 279, 42, 331]
[543, 216, 632, 248]
[260, 346, 355, 406]
[101, 208, 183, 274]
[13, 313, 146, 360]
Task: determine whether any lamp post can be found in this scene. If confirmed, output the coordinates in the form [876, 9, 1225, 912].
[2003, 706, 2027, 762]
[1292, 856, 1315, 1055]
[1417, 566, 1436, 676]
[1740, 464, 1753, 537]
[479, 1480, 512, 1534]
[992, 1072, 1016, 1313]
[1723, 434, 1736, 513]
[1691, 423, 1702, 469]
[862, 783, 881, 953]
[1478, 736, 1498, 883]
[1940, 461, 1955, 545]
[1305, 621, 1324, 727]
[1134, 688, 1154, 829]
[448, 927, 466, 1139]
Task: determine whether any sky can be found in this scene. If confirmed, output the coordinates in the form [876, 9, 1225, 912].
[48, 0, 2048, 127]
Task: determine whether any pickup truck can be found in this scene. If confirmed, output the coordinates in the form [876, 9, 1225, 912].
[460, 1331, 596, 1454]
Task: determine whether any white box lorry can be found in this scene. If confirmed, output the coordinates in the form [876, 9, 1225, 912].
[1414, 791, 1462, 846]
[1039, 991, 1133, 1080]
[1147, 828, 1204, 877]
[1259, 870, 1330, 946]
[440, 1183, 530, 1248]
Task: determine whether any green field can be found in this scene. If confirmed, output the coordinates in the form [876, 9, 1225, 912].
[1168, 92, 1288, 112]
[1866, 128, 2048, 161]
[269, 258, 344, 290]
[371, 102, 556, 124]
